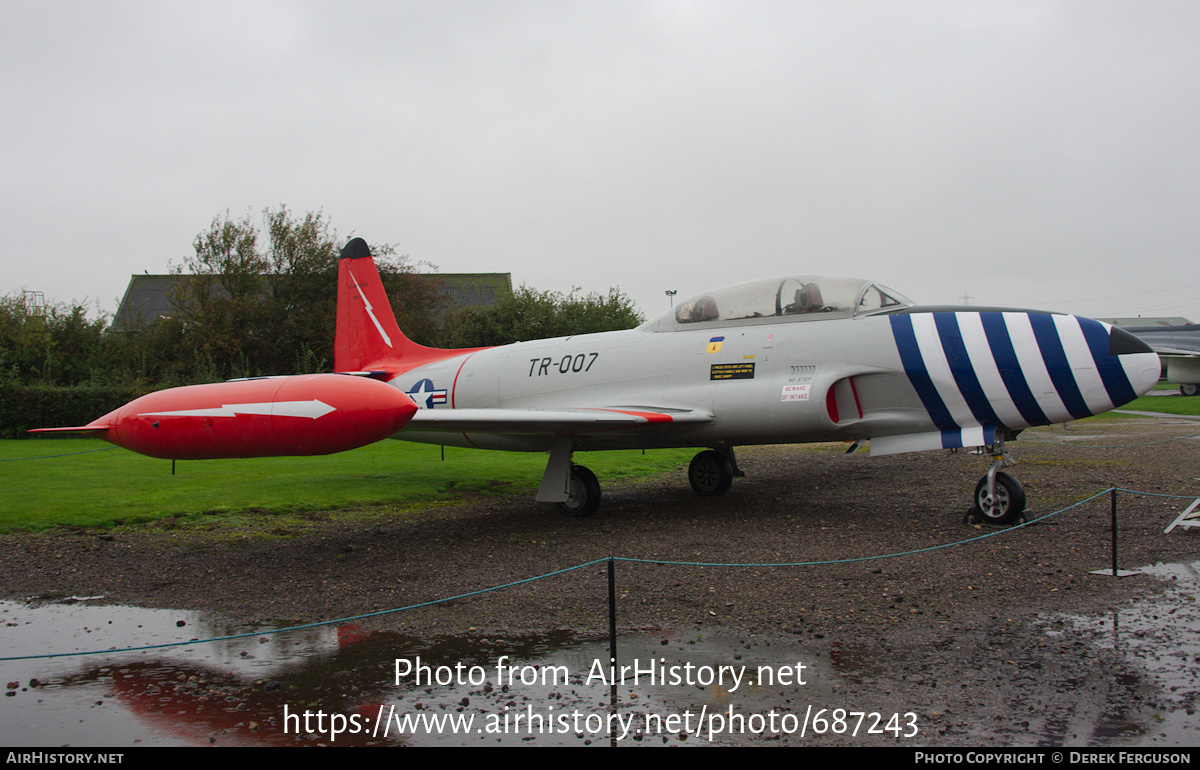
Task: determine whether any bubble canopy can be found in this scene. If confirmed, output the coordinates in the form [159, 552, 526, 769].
[647, 275, 914, 330]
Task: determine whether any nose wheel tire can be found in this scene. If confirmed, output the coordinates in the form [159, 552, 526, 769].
[971, 472, 1025, 526]
[556, 464, 601, 517]
[689, 450, 734, 496]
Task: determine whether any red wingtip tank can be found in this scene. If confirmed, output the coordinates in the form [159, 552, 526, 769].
[30, 373, 417, 460]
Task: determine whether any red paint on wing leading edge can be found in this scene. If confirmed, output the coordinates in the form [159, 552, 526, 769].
[590, 408, 675, 423]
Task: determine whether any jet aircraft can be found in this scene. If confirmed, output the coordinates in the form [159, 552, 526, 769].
[36, 238, 1162, 525]
[1122, 324, 1200, 396]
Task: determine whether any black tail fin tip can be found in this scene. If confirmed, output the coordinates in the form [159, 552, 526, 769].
[340, 237, 372, 261]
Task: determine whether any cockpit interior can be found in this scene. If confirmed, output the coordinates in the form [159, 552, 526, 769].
[647, 276, 913, 330]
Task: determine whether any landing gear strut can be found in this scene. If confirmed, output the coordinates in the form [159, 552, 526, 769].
[688, 447, 741, 496]
[556, 464, 601, 518]
[968, 433, 1027, 526]
[536, 439, 602, 517]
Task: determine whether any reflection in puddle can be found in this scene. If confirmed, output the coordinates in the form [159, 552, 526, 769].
[0, 600, 837, 746]
[3, 561, 1197, 747]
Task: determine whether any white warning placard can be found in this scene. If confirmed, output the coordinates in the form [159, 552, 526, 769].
[781, 384, 810, 402]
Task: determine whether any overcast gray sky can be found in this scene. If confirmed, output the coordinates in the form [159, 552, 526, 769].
[4, 0, 1199, 325]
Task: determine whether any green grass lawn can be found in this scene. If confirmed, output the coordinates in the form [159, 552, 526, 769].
[1, 438, 698, 532]
[1115, 387, 1200, 416]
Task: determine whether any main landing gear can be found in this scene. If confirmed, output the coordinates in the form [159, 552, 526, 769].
[968, 435, 1028, 526]
[544, 445, 743, 518]
[556, 464, 601, 518]
[538, 438, 603, 517]
[688, 447, 742, 496]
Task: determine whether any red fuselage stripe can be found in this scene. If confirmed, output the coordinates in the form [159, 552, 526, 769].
[449, 352, 477, 409]
[450, 353, 480, 447]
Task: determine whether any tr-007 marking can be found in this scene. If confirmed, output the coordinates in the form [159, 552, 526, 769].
[529, 352, 599, 377]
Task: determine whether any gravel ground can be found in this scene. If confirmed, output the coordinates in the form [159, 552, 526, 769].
[3, 416, 1199, 745]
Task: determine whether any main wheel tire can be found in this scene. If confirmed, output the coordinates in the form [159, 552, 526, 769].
[972, 472, 1026, 525]
[556, 465, 601, 517]
[688, 450, 734, 496]
[1181, 383, 1199, 397]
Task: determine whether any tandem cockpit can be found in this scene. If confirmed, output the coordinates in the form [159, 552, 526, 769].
[642, 275, 915, 331]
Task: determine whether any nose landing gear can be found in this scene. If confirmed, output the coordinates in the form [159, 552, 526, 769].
[968, 434, 1028, 526]
[972, 470, 1026, 525]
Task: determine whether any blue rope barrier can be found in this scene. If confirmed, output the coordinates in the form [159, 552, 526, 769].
[4, 484, 1194, 662]
[1113, 487, 1200, 500]
[0, 559, 608, 661]
[0, 446, 116, 461]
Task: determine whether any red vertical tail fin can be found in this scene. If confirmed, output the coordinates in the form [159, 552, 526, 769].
[335, 238, 407, 372]
[335, 238, 484, 375]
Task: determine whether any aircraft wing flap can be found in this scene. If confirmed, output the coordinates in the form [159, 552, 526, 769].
[404, 406, 711, 435]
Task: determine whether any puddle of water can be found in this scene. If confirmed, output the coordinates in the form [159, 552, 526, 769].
[0, 600, 837, 746]
[1045, 561, 1200, 747]
[5, 562, 1197, 747]
[0, 601, 336, 746]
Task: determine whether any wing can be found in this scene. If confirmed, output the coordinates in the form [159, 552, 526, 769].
[404, 405, 713, 504]
[1125, 326, 1200, 355]
[405, 405, 711, 435]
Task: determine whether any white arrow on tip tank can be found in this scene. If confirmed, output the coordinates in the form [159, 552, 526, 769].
[137, 400, 338, 419]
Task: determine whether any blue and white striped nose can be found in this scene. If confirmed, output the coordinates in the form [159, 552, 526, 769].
[890, 311, 1161, 433]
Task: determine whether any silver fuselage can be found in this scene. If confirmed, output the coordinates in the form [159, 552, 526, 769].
[388, 307, 1160, 454]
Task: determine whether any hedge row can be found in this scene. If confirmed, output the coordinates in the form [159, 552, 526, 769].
[0, 385, 147, 439]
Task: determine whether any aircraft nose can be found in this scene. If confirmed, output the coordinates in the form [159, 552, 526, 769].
[1105, 323, 1161, 399]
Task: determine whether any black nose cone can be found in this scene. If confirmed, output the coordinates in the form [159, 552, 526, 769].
[1109, 326, 1154, 356]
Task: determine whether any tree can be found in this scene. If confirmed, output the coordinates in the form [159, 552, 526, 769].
[440, 285, 643, 347]
[0, 294, 111, 386]
[160, 206, 446, 380]
[168, 210, 274, 378]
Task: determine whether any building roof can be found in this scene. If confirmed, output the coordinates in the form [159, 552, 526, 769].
[111, 272, 512, 331]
